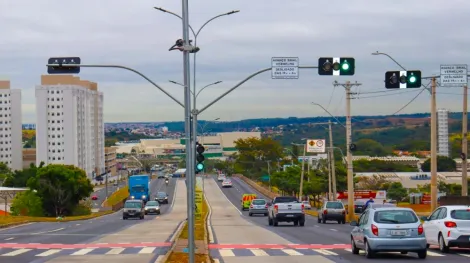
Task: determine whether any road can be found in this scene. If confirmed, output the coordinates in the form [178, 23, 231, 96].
[0, 177, 182, 263]
[91, 180, 127, 210]
[208, 175, 470, 263]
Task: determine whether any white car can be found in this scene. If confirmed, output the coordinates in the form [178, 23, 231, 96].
[221, 179, 233, 188]
[422, 205, 470, 252]
[217, 174, 226, 182]
[302, 201, 312, 210]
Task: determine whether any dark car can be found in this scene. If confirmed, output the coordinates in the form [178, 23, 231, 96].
[155, 192, 169, 204]
[123, 200, 145, 220]
[354, 201, 365, 214]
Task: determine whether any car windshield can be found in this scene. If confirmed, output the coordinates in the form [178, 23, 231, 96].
[146, 201, 159, 206]
[374, 210, 418, 224]
[275, 197, 298, 203]
[157, 192, 167, 198]
[326, 202, 343, 209]
[223, 180, 231, 183]
[124, 202, 142, 208]
[252, 200, 266, 205]
[131, 186, 145, 193]
[450, 209, 470, 220]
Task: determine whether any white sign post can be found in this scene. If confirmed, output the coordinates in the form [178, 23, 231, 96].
[440, 64, 468, 87]
[306, 139, 326, 153]
[271, 57, 299, 79]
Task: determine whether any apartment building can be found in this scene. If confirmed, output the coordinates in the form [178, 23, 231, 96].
[437, 108, 450, 157]
[0, 80, 22, 170]
[105, 147, 117, 176]
[35, 75, 105, 179]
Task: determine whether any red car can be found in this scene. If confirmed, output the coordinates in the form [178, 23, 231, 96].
[91, 195, 98, 200]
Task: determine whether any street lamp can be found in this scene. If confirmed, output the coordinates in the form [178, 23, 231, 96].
[169, 80, 222, 101]
[292, 138, 307, 200]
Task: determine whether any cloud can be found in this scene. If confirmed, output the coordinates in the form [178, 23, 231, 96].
[1, 0, 469, 123]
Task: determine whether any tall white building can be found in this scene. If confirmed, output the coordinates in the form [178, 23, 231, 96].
[36, 75, 104, 179]
[0, 80, 22, 171]
[437, 108, 450, 157]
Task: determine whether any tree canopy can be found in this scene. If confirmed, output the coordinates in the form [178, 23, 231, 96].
[421, 156, 457, 172]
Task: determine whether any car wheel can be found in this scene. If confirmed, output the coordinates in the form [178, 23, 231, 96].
[417, 250, 427, 259]
[342, 219, 346, 224]
[299, 220, 305, 227]
[337, 220, 341, 224]
[249, 213, 253, 217]
[293, 220, 299, 226]
[273, 218, 278, 226]
[438, 234, 449, 253]
[264, 213, 268, 216]
[317, 217, 321, 223]
[364, 240, 375, 258]
[322, 218, 326, 224]
[268, 217, 273, 226]
[351, 238, 359, 255]
[123, 217, 127, 220]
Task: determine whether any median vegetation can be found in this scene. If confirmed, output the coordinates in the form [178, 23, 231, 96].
[103, 186, 129, 207]
[166, 197, 210, 263]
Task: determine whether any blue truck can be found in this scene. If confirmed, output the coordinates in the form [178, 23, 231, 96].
[128, 174, 150, 203]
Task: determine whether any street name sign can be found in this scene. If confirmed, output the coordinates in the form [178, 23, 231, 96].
[271, 57, 299, 79]
[440, 64, 467, 87]
[306, 139, 326, 153]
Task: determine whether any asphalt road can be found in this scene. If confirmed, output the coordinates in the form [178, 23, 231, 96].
[0, 177, 178, 263]
[91, 180, 127, 210]
[214, 175, 470, 263]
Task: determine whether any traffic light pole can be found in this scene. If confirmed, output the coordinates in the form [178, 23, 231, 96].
[462, 85, 468, 196]
[430, 77, 438, 212]
[328, 120, 337, 200]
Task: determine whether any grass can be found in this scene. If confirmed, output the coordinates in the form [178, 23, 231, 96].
[103, 186, 129, 207]
[0, 211, 114, 228]
[166, 252, 208, 263]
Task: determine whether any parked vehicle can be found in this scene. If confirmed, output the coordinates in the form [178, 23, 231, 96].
[249, 199, 268, 216]
[421, 205, 470, 252]
[128, 174, 150, 203]
[268, 196, 305, 226]
[350, 207, 426, 259]
[318, 201, 346, 224]
[144, 201, 161, 215]
[241, 194, 257, 210]
[123, 200, 145, 220]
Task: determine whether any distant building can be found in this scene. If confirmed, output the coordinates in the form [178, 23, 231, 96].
[22, 124, 36, 130]
[0, 80, 22, 170]
[105, 147, 117, 176]
[437, 109, 449, 157]
[35, 75, 105, 179]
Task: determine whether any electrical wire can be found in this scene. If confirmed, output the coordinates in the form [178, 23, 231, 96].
[357, 89, 420, 99]
[326, 85, 336, 110]
[391, 87, 427, 115]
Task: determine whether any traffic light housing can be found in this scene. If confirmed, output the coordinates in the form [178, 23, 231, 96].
[47, 57, 81, 74]
[195, 143, 205, 173]
[385, 70, 422, 89]
[318, 57, 355, 76]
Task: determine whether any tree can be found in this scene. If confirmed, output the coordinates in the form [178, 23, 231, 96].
[354, 139, 388, 156]
[421, 156, 457, 172]
[27, 164, 94, 217]
[10, 190, 44, 217]
[386, 182, 408, 202]
[3, 162, 44, 187]
[270, 166, 301, 196]
[354, 159, 417, 172]
[0, 162, 12, 186]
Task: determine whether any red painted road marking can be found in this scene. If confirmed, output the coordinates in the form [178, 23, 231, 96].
[0, 242, 171, 249]
[208, 244, 351, 249]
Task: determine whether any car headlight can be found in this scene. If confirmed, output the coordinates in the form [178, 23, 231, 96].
[131, 196, 135, 199]
[145, 207, 148, 210]
[156, 207, 160, 210]
[165, 197, 168, 199]
[142, 195, 146, 199]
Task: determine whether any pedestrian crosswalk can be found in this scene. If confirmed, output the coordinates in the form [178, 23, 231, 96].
[210, 248, 470, 258]
[0, 247, 168, 258]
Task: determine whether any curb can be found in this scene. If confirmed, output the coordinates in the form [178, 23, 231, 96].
[158, 219, 187, 263]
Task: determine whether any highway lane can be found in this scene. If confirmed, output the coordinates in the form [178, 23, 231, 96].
[91, 180, 127, 210]
[212, 176, 470, 262]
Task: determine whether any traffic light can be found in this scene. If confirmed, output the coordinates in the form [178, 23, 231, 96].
[47, 57, 81, 74]
[385, 70, 422, 89]
[195, 142, 205, 173]
[318, 57, 355, 76]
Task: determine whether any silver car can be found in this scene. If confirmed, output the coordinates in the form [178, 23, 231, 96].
[350, 207, 427, 259]
[249, 199, 268, 216]
[144, 200, 161, 215]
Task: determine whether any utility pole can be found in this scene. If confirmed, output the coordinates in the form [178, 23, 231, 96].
[299, 144, 306, 200]
[462, 85, 468, 196]
[430, 77, 438, 211]
[333, 81, 361, 220]
[327, 151, 332, 200]
[267, 161, 271, 191]
[328, 120, 337, 200]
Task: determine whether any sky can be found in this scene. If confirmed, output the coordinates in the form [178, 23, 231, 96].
[1, 0, 469, 123]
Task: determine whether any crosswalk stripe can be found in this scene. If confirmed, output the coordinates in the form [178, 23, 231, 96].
[36, 249, 61, 257]
[281, 249, 303, 256]
[138, 247, 156, 254]
[458, 254, 470, 257]
[344, 248, 352, 252]
[219, 249, 235, 257]
[426, 251, 444, 257]
[1, 249, 32, 256]
[106, 248, 125, 255]
[71, 248, 95, 255]
[313, 249, 338, 256]
[249, 249, 269, 256]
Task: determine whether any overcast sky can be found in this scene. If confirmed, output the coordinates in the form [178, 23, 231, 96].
[1, 0, 469, 123]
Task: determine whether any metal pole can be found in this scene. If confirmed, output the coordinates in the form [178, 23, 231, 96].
[181, 1, 195, 262]
[430, 77, 438, 211]
[328, 120, 337, 200]
[462, 85, 468, 196]
[105, 172, 108, 198]
[345, 82, 354, 221]
[299, 144, 306, 200]
[327, 150, 332, 200]
[267, 161, 271, 191]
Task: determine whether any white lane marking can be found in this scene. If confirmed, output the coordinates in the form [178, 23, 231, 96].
[249, 249, 269, 256]
[344, 248, 352, 252]
[329, 229, 338, 232]
[212, 177, 242, 215]
[0, 222, 35, 232]
[36, 249, 61, 257]
[1, 248, 32, 256]
[205, 178, 215, 243]
[71, 248, 95, 255]
[138, 247, 156, 254]
[106, 248, 125, 255]
[31, 227, 65, 235]
[219, 249, 235, 257]
[154, 255, 165, 262]
[458, 253, 470, 257]
[313, 249, 338, 256]
[4, 237, 14, 240]
[426, 251, 444, 257]
[281, 249, 304, 256]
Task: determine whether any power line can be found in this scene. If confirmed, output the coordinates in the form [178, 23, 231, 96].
[392, 88, 427, 115]
[357, 89, 420, 99]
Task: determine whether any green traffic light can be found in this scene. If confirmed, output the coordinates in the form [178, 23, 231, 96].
[196, 163, 204, 171]
[409, 75, 416, 83]
[341, 62, 349, 71]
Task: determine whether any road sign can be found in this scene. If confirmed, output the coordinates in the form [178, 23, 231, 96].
[194, 192, 203, 220]
[306, 139, 326, 153]
[440, 64, 468, 87]
[271, 57, 299, 79]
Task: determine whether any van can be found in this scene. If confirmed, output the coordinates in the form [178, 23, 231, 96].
[241, 194, 257, 210]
